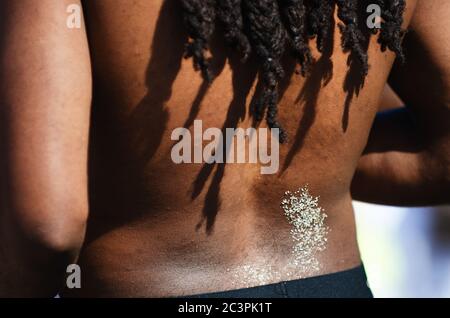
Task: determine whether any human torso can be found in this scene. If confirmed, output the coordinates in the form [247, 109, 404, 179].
[63, 0, 416, 297]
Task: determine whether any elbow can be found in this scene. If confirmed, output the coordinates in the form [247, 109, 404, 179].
[1, 204, 87, 297]
[32, 211, 87, 255]
[12, 203, 88, 255]
[35, 213, 87, 255]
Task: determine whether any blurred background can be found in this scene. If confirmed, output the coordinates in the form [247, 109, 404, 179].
[354, 202, 450, 298]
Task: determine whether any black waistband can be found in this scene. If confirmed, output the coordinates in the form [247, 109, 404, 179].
[186, 265, 373, 298]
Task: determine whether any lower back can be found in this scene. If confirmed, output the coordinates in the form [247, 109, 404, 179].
[67, 0, 414, 297]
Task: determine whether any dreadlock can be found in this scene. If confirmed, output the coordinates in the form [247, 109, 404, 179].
[375, 0, 407, 62]
[279, 0, 312, 76]
[216, 0, 252, 61]
[335, 0, 369, 75]
[307, 0, 335, 53]
[181, 0, 216, 82]
[243, 0, 287, 141]
[181, 0, 407, 142]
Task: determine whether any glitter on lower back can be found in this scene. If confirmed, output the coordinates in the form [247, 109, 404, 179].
[281, 185, 329, 272]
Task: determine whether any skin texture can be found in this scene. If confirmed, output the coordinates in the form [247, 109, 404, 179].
[0, 0, 423, 297]
[353, 0, 450, 206]
[0, 0, 91, 296]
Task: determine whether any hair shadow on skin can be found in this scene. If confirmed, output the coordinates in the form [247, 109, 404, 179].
[127, 0, 185, 163]
[192, 50, 298, 234]
[248, 56, 297, 132]
[182, 28, 229, 130]
[341, 3, 372, 132]
[191, 52, 258, 234]
[85, 0, 187, 242]
[281, 14, 336, 173]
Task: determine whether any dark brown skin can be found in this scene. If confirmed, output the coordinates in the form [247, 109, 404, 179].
[353, 0, 450, 206]
[0, 0, 90, 296]
[1, 0, 435, 297]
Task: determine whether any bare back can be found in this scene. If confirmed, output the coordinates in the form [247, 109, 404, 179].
[64, 0, 417, 297]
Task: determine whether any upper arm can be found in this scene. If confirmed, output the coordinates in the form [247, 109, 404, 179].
[0, 0, 91, 246]
[388, 0, 450, 185]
